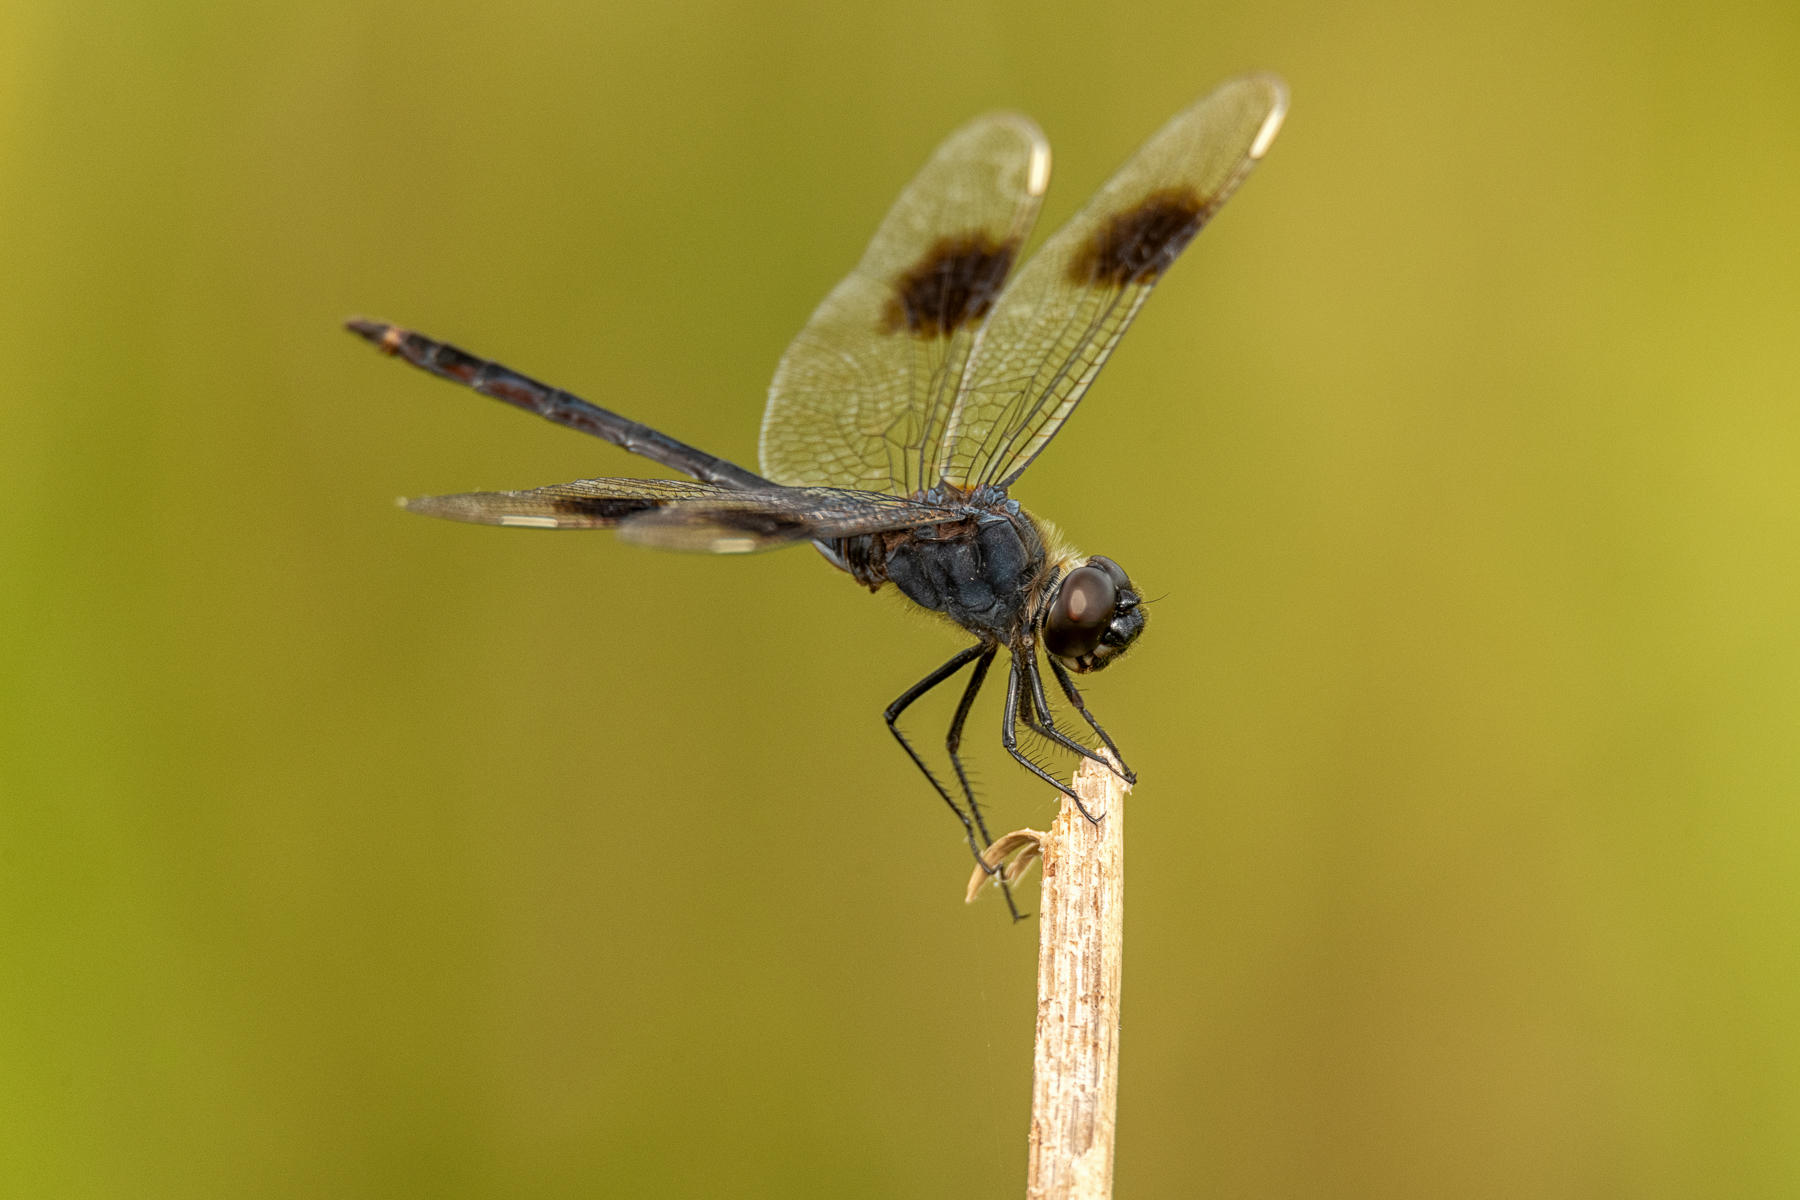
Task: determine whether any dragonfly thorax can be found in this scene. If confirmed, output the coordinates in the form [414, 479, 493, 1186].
[831, 499, 1047, 642]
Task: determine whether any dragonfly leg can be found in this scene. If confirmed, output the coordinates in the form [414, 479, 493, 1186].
[886, 642, 1021, 919]
[943, 646, 1021, 919]
[1002, 657, 1099, 824]
[1017, 651, 1112, 770]
[944, 645, 1001, 849]
[1045, 654, 1135, 784]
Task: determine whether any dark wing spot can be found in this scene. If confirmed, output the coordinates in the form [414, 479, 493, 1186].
[544, 495, 670, 521]
[687, 507, 811, 537]
[881, 233, 1019, 338]
[1067, 188, 1208, 287]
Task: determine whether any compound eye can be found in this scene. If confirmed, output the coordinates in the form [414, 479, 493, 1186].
[1087, 555, 1130, 591]
[1043, 566, 1118, 660]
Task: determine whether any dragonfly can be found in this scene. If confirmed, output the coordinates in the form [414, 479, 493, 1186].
[349, 75, 1287, 917]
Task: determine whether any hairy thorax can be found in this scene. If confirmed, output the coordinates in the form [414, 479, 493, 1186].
[829, 485, 1084, 645]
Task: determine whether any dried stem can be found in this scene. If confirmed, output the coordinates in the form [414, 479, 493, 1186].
[972, 755, 1130, 1199]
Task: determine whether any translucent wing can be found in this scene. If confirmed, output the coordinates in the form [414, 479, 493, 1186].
[402, 478, 965, 553]
[938, 74, 1288, 490]
[403, 478, 726, 528]
[759, 113, 1050, 495]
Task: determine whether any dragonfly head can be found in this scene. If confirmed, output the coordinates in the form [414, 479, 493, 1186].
[1041, 556, 1146, 673]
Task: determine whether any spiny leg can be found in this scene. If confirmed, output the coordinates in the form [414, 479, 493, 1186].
[1046, 654, 1135, 784]
[885, 645, 1021, 905]
[1002, 657, 1101, 823]
[941, 646, 1023, 920]
[1017, 651, 1112, 771]
[945, 646, 1001, 848]
[885, 644, 986, 849]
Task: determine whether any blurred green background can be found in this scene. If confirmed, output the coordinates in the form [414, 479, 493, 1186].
[4, 0, 1798, 1195]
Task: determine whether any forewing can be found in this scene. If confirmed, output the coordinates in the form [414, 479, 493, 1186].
[759, 113, 1050, 495]
[403, 478, 963, 554]
[939, 75, 1288, 490]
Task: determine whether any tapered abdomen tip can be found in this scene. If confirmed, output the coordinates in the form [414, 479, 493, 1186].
[344, 317, 403, 353]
